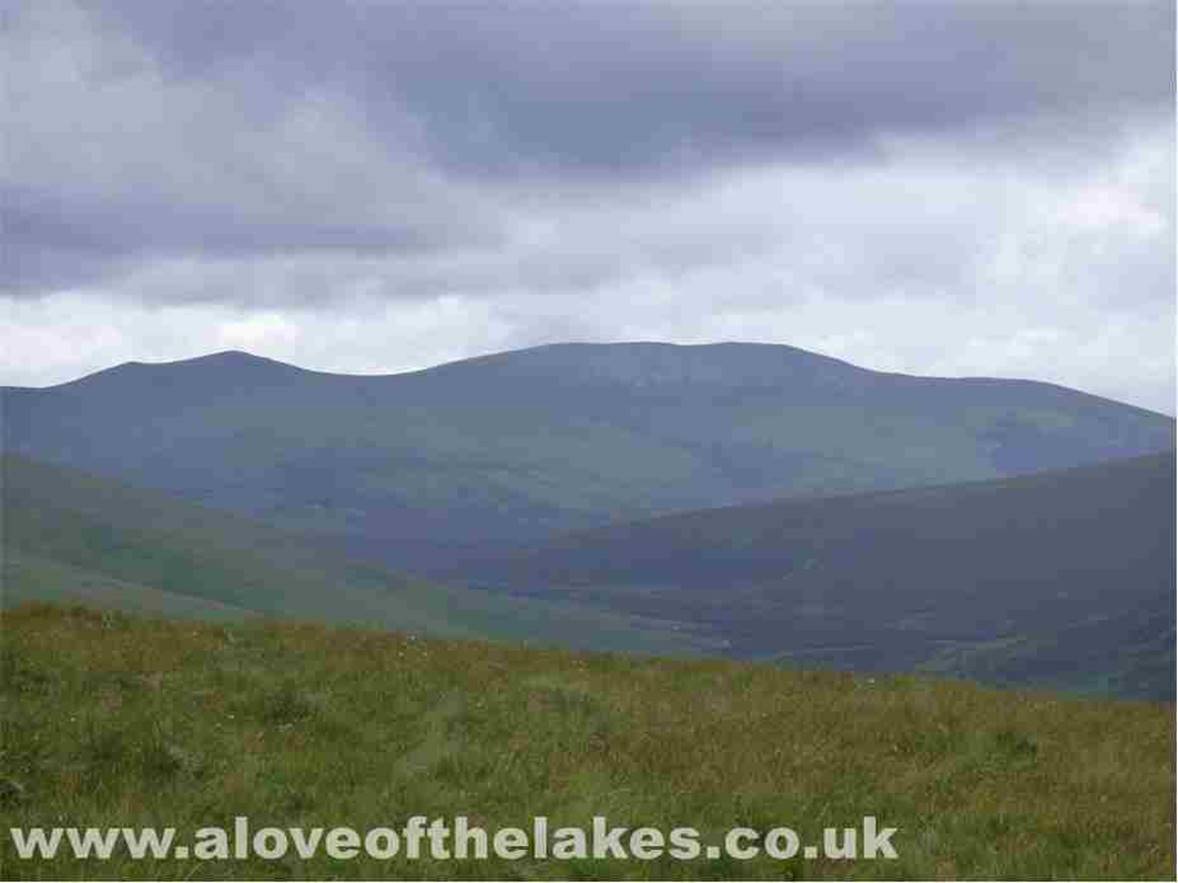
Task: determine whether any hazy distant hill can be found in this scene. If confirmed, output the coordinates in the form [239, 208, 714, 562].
[469, 452, 1176, 699]
[0, 455, 715, 657]
[3, 343, 1173, 571]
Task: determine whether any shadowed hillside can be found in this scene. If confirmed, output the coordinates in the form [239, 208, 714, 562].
[469, 453, 1176, 699]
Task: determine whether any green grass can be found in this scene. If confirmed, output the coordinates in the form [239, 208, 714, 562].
[1, 604, 1173, 879]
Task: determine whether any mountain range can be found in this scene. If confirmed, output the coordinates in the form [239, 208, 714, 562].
[2, 341, 1174, 697]
[4, 342, 1173, 572]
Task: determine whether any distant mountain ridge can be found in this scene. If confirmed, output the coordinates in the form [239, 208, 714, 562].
[38, 343, 1175, 407]
[4, 342, 1174, 573]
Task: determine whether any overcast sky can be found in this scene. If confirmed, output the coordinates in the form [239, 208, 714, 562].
[4, 0, 1174, 412]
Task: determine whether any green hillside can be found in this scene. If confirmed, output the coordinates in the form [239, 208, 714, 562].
[0, 455, 713, 657]
[1, 604, 1173, 880]
[3, 552, 257, 622]
[4, 343, 1173, 573]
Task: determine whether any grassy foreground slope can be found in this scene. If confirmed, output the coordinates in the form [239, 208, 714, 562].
[1, 604, 1173, 880]
[0, 455, 713, 657]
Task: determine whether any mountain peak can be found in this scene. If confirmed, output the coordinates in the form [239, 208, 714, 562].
[35, 349, 306, 394]
[196, 349, 263, 362]
[159, 350, 294, 370]
[105, 349, 303, 377]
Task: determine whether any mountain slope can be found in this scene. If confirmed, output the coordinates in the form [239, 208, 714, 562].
[0, 455, 715, 656]
[3, 343, 1173, 572]
[468, 452, 1177, 699]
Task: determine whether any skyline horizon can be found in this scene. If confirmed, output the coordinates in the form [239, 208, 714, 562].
[5, 1, 1174, 414]
[5, 336, 1175, 418]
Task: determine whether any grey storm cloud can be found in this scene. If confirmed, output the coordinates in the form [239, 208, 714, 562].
[3, 0, 1174, 298]
[98, 0, 1172, 175]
